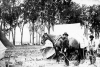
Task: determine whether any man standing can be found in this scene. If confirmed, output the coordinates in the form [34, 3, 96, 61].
[88, 35, 95, 55]
[62, 32, 69, 54]
[88, 35, 96, 64]
[62, 32, 69, 66]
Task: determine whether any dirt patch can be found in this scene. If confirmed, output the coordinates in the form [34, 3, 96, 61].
[0, 46, 100, 67]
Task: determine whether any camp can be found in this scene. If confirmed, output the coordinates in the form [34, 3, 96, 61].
[41, 23, 88, 59]
[44, 23, 88, 48]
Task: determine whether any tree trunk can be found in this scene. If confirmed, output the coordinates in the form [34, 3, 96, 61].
[30, 33, 32, 44]
[0, 22, 2, 30]
[9, 31, 10, 40]
[0, 28, 14, 47]
[21, 27, 24, 45]
[36, 32, 38, 45]
[48, 25, 50, 34]
[14, 28, 16, 45]
[47, 22, 50, 34]
[12, 28, 16, 45]
[4, 21, 6, 36]
[39, 34, 40, 45]
[19, 24, 25, 45]
[32, 22, 34, 45]
[9, 26, 11, 40]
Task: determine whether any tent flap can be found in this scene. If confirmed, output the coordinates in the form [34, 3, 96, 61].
[0, 41, 7, 59]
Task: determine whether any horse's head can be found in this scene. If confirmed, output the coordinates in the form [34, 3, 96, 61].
[41, 33, 48, 44]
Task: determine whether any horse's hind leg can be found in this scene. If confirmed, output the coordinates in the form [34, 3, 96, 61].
[62, 51, 69, 66]
[74, 49, 81, 66]
[77, 49, 81, 64]
[64, 57, 69, 66]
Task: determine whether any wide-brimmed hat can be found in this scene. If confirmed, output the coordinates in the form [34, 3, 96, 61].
[89, 35, 94, 39]
[63, 32, 68, 36]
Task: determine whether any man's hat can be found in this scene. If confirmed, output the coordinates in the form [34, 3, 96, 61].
[63, 32, 68, 36]
[89, 35, 94, 39]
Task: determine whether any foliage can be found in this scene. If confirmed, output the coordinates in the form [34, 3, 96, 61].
[1, 0, 100, 37]
[0, 0, 22, 31]
[86, 5, 100, 34]
[21, 0, 39, 22]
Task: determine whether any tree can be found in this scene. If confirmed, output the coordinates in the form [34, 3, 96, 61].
[18, 15, 27, 45]
[1, 5, 22, 45]
[0, 0, 22, 47]
[22, 0, 40, 45]
[28, 21, 33, 44]
[88, 5, 100, 38]
[41, 0, 84, 34]
[78, 5, 100, 38]
[34, 17, 45, 44]
[38, 0, 57, 34]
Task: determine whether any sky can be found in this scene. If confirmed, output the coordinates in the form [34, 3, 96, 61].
[72, 0, 100, 6]
[18, 0, 100, 6]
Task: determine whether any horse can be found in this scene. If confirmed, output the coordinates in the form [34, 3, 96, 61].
[41, 33, 64, 61]
[41, 33, 82, 65]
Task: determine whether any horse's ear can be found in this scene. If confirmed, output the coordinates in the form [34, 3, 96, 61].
[41, 33, 46, 36]
[44, 33, 47, 34]
[44, 33, 48, 35]
[43, 33, 48, 38]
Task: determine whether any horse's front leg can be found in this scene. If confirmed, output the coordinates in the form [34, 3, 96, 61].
[63, 48, 69, 66]
[55, 47, 60, 62]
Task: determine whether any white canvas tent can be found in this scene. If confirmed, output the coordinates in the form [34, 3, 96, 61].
[0, 41, 7, 59]
[44, 23, 88, 48]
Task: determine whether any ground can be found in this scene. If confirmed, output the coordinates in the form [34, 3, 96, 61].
[0, 45, 100, 67]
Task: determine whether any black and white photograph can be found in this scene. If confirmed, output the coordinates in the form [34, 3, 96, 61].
[0, 0, 100, 67]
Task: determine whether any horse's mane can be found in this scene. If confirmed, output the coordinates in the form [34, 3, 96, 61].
[47, 34, 62, 43]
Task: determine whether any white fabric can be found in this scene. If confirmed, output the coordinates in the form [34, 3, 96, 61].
[47, 23, 87, 48]
[0, 41, 7, 51]
[80, 37, 88, 48]
[95, 39, 100, 50]
[0, 41, 7, 59]
[0, 50, 6, 59]
[42, 40, 53, 48]
[42, 47, 55, 58]
[88, 39, 96, 51]
[88, 40, 95, 47]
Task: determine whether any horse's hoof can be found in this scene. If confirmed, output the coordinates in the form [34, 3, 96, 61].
[90, 56, 96, 64]
[57, 62, 60, 64]
[56, 60, 60, 62]
[65, 59, 69, 66]
[80, 60, 85, 64]
[74, 61, 80, 66]
[65, 62, 69, 66]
